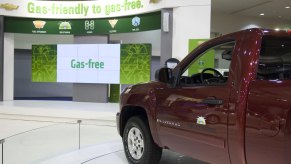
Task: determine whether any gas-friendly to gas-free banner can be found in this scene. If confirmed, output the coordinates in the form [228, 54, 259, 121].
[0, 0, 210, 19]
[32, 44, 151, 84]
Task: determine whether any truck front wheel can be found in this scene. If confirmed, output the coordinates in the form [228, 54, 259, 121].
[123, 116, 162, 164]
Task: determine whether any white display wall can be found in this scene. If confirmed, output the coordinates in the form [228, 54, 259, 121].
[172, 5, 211, 60]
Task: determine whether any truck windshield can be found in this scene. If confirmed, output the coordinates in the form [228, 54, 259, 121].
[257, 36, 291, 80]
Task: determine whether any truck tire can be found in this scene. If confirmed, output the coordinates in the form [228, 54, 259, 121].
[123, 116, 162, 164]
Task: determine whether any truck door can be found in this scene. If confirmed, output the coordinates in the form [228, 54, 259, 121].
[245, 36, 291, 164]
[156, 41, 235, 164]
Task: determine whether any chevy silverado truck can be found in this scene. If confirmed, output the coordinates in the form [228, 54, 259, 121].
[116, 28, 291, 164]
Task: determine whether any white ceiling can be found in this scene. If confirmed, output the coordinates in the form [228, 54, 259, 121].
[212, 0, 291, 21]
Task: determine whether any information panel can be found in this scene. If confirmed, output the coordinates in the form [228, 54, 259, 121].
[57, 44, 120, 83]
[5, 11, 161, 35]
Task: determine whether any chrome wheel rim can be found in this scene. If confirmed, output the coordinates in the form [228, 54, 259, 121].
[127, 127, 144, 160]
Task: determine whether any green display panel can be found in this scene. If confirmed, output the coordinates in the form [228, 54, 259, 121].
[188, 39, 214, 75]
[5, 11, 161, 35]
[109, 84, 120, 103]
[32, 45, 57, 82]
[120, 44, 151, 84]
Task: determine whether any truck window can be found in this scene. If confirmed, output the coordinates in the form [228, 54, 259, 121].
[180, 41, 235, 86]
[257, 36, 291, 80]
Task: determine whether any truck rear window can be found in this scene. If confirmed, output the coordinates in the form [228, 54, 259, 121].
[257, 36, 291, 80]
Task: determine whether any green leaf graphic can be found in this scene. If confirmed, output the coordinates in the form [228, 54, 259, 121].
[120, 44, 151, 84]
[32, 45, 57, 82]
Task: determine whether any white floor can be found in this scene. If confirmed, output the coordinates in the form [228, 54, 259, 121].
[40, 141, 206, 164]
[0, 100, 206, 164]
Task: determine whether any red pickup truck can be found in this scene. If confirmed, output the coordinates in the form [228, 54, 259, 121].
[116, 28, 291, 164]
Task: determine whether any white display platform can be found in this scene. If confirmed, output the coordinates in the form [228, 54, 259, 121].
[0, 100, 120, 164]
[0, 100, 207, 164]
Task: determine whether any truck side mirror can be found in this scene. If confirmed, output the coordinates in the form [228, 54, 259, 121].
[222, 50, 232, 60]
[155, 67, 172, 83]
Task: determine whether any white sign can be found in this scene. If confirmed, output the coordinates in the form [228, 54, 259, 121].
[0, 0, 210, 19]
[57, 44, 120, 84]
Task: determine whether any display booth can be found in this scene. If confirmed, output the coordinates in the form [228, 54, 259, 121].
[0, 0, 211, 102]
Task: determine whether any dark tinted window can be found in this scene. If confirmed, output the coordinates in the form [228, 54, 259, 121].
[257, 36, 291, 80]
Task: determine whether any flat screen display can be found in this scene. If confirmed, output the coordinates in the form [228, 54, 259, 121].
[57, 44, 120, 83]
[32, 44, 151, 84]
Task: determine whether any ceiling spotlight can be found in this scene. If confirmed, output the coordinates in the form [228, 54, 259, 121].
[285, 6, 290, 9]
[260, 13, 265, 16]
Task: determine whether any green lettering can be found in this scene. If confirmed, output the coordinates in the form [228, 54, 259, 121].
[36, 6, 42, 14]
[88, 59, 93, 68]
[59, 4, 63, 14]
[71, 59, 76, 68]
[63, 6, 68, 14]
[71, 59, 104, 69]
[81, 62, 85, 68]
[76, 62, 81, 68]
[42, 6, 47, 14]
[84, 6, 89, 16]
[95, 62, 100, 68]
[100, 62, 104, 68]
[92, 5, 101, 14]
[52, 4, 56, 14]
[116, 4, 121, 12]
[105, 5, 111, 15]
[111, 5, 116, 12]
[69, 6, 74, 15]
[27, 2, 35, 13]
[136, 0, 142, 8]
[124, 0, 130, 10]
[131, 1, 136, 9]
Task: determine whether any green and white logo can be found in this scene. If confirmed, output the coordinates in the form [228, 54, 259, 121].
[108, 19, 118, 28]
[197, 116, 206, 125]
[84, 20, 94, 30]
[59, 21, 71, 30]
[132, 16, 140, 27]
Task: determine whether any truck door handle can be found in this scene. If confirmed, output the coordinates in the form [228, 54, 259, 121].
[202, 97, 224, 105]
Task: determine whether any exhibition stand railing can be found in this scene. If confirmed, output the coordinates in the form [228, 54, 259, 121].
[0, 120, 119, 164]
